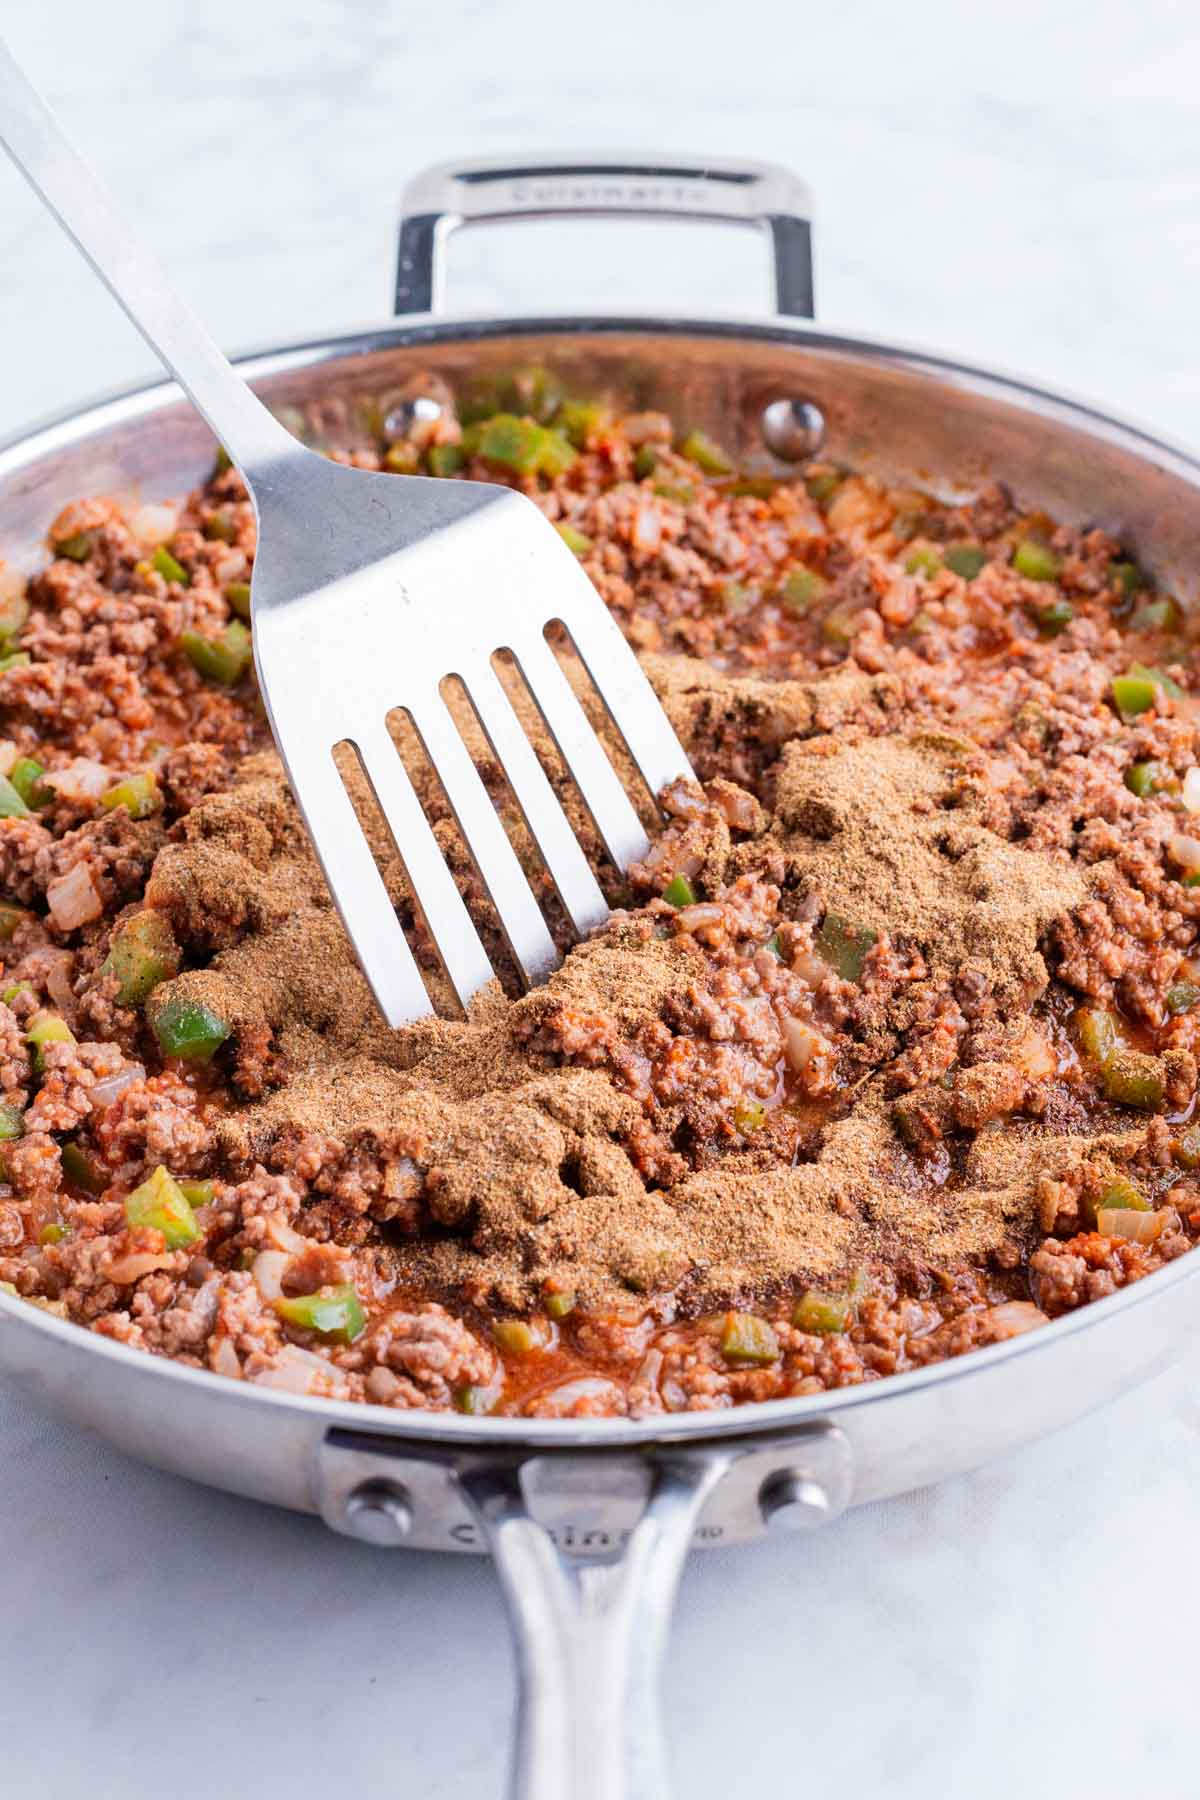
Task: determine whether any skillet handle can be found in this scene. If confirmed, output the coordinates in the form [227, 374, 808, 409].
[394, 152, 815, 320]
[456, 1449, 733, 1800]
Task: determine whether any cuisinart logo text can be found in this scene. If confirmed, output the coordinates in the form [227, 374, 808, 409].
[503, 179, 715, 211]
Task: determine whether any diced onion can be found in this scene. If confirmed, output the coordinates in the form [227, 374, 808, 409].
[130, 502, 179, 546]
[1171, 833, 1200, 872]
[251, 1345, 333, 1393]
[46, 862, 103, 930]
[42, 758, 108, 802]
[984, 1300, 1049, 1336]
[210, 1337, 242, 1380]
[90, 1062, 146, 1108]
[1184, 767, 1200, 814]
[105, 1248, 176, 1284]
[1096, 1207, 1169, 1244]
[781, 1015, 825, 1073]
[264, 1212, 306, 1254]
[251, 1248, 291, 1299]
[676, 902, 725, 934]
[529, 1376, 625, 1417]
[1011, 1029, 1057, 1082]
[632, 503, 662, 553]
[0, 741, 19, 777]
[45, 951, 75, 1009]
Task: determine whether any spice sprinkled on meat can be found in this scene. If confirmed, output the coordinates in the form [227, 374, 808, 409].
[2, 384, 1200, 1417]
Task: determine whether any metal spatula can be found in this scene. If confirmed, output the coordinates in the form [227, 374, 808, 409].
[0, 40, 692, 1026]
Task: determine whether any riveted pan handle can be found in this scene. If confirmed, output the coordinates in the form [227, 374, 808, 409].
[394, 152, 815, 319]
[457, 1449, 733, 1800]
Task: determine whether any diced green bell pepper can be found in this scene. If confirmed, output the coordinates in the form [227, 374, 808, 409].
[904, 546, 943, 578]
[124, 1164, 201, 1249]
[426, 442, 466, 477]
[0, 592, 29, 641]
[153, 995, 230, 1062]
[0, 1101, 24, 1141]
[544, 1288, 576, 1321]
[225, 580, 252, 619]
[38, 1222, 68, 1245]
[558, 401, 610, 447]
[1124, 760, 1167, 797]
[0, 773, 31, 819]
[555, 523, 593, 556]
[9, 758, 48, 808]
[454, 1383, 496, 1415]
[1173, 1124, 1200, 1169]
[1101, 1049, 1166, 1112]
[181, 619, 251, 686]
[0, 902, 30, 940]
[1013, 539, 1062, 582]
[203, 510, 237, 544]
[1035, 599, 1074, 635]
[804, 469, 843, 505]
[152, 545, 189, 586]
[1076, 1006, 1122, 1065]
[815, 913, 877, 982]
[179, 1179, 215, 1208]
[1166, 981, 1200, 1015]
[793, 1290, 850, 1333]
[382, 442, 420, 475]
[678, 429, 734, 476]
[719, 1311, 780, 1365]
[102, 910, 181, 1006]
[55, 532, 93, 562]
[733, 1097, 767, 1133]
[663, 874, 697, 907]
[275, 1284, 366, 1343]
[492, 1318, 540, 1354]
[820, 601, 865, 646]
[100, 770, 160, 819]
[1111, 559, 1145, 599]
[62, 1141, 107, 1193]
[26, 1010, 74, 1072]
[472, 414, 577, 478]
[1112, 663, 1185, 722]
[944, 544, 987, 580]
[1096, 1177, 1150, 1213]
[632, 445, 659, 480]
[1112, 674, 1159, 719]
[780, 567, 826, 613]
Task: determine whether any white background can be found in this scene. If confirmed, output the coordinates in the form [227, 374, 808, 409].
[2, 2, 1200, 1795]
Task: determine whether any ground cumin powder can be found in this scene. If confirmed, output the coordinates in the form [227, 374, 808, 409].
[140, 658, 1099, 1314]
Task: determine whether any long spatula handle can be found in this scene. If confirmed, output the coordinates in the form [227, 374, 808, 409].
[0, 35, 295, 480]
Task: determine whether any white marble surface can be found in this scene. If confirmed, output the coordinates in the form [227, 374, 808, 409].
[2, 1, 1200, 1794]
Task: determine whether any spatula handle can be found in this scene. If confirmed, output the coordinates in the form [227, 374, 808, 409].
[0, 35, 296, 481]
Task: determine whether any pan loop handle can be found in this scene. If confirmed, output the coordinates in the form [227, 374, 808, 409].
[456, 1447, 733, 1800]
[394, 152, 815, 320]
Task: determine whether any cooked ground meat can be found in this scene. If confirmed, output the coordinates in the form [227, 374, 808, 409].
[2, 388, 1199, 1419]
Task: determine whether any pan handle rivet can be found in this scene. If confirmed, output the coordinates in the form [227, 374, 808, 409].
[343, 1479, 414, 1546]
[760, 397, 825, 461]
[758, 1468, 833, 1532]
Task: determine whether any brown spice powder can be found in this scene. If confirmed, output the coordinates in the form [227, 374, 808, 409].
[138, 655, 1103, 1315]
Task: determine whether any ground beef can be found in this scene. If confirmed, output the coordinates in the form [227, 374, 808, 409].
[1, 390, 1198, 1418]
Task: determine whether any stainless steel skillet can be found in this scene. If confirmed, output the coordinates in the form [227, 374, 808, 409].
[2, 153, 1200, 1800]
